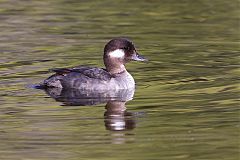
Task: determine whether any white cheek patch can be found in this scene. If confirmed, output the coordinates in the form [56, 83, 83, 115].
[109, 49, 125, 58]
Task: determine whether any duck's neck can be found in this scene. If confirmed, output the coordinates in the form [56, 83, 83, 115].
[107, 64, 126, 75]
[104, 58, 127, 75]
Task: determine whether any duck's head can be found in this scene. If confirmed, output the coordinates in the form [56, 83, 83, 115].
[103, 38, 147, 74]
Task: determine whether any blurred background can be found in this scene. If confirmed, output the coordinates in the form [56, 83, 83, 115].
[0, 0, 239, 160]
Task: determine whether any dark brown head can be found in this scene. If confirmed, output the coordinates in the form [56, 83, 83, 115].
[103, 38, 147, 74]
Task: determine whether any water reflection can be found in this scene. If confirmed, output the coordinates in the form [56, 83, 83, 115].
[104, 101, 135, 131]
[43, 87, 136, 131]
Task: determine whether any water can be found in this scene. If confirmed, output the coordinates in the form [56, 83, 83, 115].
[0, 0, 239, 160]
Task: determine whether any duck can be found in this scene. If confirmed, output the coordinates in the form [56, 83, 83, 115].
[39, 38, 147, 90]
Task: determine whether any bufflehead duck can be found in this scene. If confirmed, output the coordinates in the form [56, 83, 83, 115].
[39, 38, 147, 90]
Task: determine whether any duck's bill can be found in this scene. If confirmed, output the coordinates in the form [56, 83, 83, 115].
[131, 52, 148, 62]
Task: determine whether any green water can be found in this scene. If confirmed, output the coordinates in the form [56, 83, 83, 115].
[0, 0, 239, 160]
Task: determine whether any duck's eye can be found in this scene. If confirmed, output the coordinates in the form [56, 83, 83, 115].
[122, 47, 129, 50]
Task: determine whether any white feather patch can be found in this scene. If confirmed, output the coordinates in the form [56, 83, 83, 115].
[109, 49, 125, 58]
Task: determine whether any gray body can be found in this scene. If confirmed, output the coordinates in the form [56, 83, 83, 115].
[43, 67, 135, 90]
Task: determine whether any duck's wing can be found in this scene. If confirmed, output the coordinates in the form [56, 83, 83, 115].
[50, 66, 91, 75]
[51, 66, 112, 81]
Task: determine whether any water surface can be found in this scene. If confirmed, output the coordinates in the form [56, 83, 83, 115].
[0, 0, 239, 160]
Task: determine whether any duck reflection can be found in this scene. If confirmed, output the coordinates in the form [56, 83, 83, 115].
[44, 87, 136, 131]
[104, 101, 135, 131]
